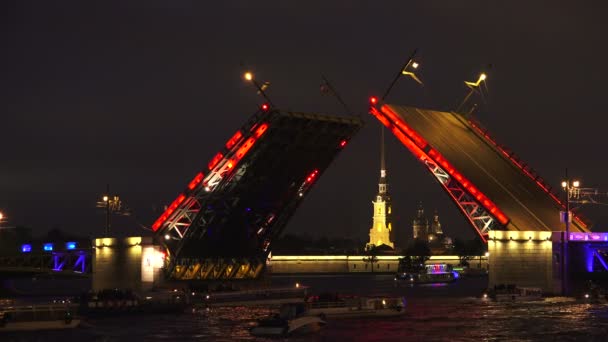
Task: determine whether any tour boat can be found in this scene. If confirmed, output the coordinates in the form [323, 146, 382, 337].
[80, 288, 188, 316]
[305, 294, 406, 319]
[0, 302, 80, 332]
[250, 303, 325, 337]
[483, 285, 543, 302]
[395, 263, 458, 284]
[201, 285, 308, 307]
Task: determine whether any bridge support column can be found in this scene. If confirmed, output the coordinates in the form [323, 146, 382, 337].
[488, 231, 562, 295]
[92, 237, 165, 293]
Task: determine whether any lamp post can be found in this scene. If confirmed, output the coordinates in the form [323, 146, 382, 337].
[457, 73, 487, 114]
[103, 185, 110, 237]
[244, 72, 275, 108]
[561, 173, 580, 296]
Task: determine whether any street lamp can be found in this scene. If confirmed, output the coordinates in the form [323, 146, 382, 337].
[401, 60, 423, 85]
[243, 71, 274, 108]
[457, 72, 488, 114]
[560, 176, 580, 296]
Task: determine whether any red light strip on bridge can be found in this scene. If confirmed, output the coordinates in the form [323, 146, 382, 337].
[468, 120, 588, 229]
[152, 194, 186, 231]
[187, 172, 205, 191]
[151, 122, 271, 232]
[371, 104, 509, 226]
[305, 169, 319, 183]
[428, 148, 509, 225]
[225, 130, 243, 150]
[380, 105, 428, 149]
[208, 152, 224, 171]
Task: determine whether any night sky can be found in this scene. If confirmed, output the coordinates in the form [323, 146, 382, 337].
[1, 1, 607, 242]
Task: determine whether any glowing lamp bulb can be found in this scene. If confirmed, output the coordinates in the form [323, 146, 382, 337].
[573, 180, 580, 188]
[244, 72, 253, 81]
[370, 96, 378, 105]
[339, 140, 347, 148]
[411, 62, 419, 69]
[295, 283, 300, 288]
[0, 212, 3, 221]
[164, 234, 170, 240]
[479, 73, 487, 81]
[561, 181, 568, 188]
[103, 195, 109, 202]
[261, 103, 269, 111]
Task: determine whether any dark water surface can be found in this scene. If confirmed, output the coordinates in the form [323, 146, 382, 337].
[3, 275, 608, 341]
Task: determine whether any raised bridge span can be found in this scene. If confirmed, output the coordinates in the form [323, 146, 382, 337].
[370, 99, 589, 241]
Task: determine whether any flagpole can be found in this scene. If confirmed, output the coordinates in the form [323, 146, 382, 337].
[321, 74, 354, 116]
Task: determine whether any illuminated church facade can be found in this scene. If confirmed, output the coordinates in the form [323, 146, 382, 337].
[367, 129, 394, 249]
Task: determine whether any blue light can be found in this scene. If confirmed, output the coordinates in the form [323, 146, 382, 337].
[21, 244, 32, 253]
[43, 243, 53, 252]
[452, 270, 460, 279]
[66, 242, 77, 250]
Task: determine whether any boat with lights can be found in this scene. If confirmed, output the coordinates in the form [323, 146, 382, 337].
[250, 302, 325, 337]
[196, 285, 308, 307]
[483, 285, 543, 302]
[395, 263, 458, 284]
[304, 294, 406, 319]
[79, 288, 188, 316]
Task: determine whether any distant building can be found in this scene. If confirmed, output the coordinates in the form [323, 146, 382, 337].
[367, 129, 394, 249]
[411, 202, 452, 253]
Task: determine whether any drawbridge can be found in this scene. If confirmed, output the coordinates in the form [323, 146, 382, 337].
[152, 105, 363, 280]
[369, 98, 589, 242]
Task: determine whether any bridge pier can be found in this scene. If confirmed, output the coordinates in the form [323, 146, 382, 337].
[92, 237, 165, 293]
[488, 231, 562, 294]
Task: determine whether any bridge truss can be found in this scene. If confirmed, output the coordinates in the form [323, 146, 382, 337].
[153, 106, 363, 280]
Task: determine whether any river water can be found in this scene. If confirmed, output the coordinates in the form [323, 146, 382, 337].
[3, 275, 608, 341]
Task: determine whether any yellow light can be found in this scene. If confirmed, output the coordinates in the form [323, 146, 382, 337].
[485, 252, 490, 257]
[479, 73, 487, 81]
[103, 195, 109, 202]
[0, 212, 3, 221]
[573, 180, 580, 188]
[561, 181, 567, 188]
[411, 62, 419, 69]
[244, 72, 253, 81]
[295, 282, 300, 288]
[165, 234, 170, 240]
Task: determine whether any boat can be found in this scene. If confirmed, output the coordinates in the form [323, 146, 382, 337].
[395, 263, 458, 284]
[79, 288, 188, 316]
[483, 285, 543, 302]
[200, 285, 308, 307]
[305, 294, 406, 319]
[0, 302, 80, 332]
[250, 302, 325, 337]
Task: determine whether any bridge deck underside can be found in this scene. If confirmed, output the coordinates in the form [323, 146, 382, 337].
[386, 104, 586, 232]
[178, 111, 362, 259]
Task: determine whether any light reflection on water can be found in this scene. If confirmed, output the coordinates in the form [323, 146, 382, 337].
[3, 276, 608, 341]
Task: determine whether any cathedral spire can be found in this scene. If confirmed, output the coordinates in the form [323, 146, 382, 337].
[379, 127, 388, 195]
[381, 126, 386, 173]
